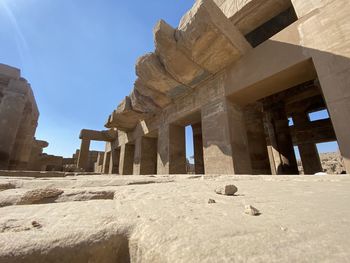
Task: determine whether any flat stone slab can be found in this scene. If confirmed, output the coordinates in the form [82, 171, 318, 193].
[0, 170, 67, 178]
[0, 174, 350, 262]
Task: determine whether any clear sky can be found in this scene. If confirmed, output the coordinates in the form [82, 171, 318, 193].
[0, 0, 339, 160]
[0, 0, 195, 158]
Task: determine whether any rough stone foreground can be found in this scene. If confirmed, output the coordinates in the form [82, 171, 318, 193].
[0, 174, 350, 262]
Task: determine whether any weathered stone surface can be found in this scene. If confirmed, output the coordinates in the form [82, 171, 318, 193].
[175, 0, 251, 73]
[214, 0, 292, 34]
[154, 20, 210, 87]
[215, 184, 238, 195]
[105, 97, 146, 131]
[135, 53, 187, 98]
[130, 89, 161, 114]
[1, 174, 350, 262]
[18, 188, 64, 205]
[0, 183, 15, 191]
[134, 78, 171, 108]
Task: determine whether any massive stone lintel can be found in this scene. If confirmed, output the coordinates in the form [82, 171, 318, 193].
[175, 0, 251, 74]
[129, 89, 161, 114]
[79, 129, 117, 142]
[135, 53, 187, 99]
[105, 97, 146, 131]
[134, 79, 171, 109]
[222, 0, 291, 34]
[290, 119, 336, 145]
[154, 20, 210, 87]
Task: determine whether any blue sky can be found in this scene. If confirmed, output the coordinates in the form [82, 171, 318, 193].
[0, 0, 195, 157]
[0, 0, 338, 160]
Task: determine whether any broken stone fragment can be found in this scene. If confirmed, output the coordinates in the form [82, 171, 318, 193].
[244, 205, 260, 216]
[134, 78, 171, 108]
[154, 20, 210, 87]
[105, 97, 146, 131]
[130, 89, 161, 114]
[135, 53, 183, 96]
[215, 184, 238, 196]
[175, 0, 251, 74]
[19, 188, 64, 205]
[208, 198, 216, 204]
[31, 221, 42, 229]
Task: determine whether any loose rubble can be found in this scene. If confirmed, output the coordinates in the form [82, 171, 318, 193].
[215, 185, 238, 196]
[244, 205, 260, 216]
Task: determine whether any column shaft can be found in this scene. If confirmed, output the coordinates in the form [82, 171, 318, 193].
[77, 139, 90, 171]
[109, 148, 120, 174]
[119, 144, 135, 175]
[293, 113, 322, 174]
[192, 123, 205, 174]
[201, 98, 252, 175]
[134, 137, 157, 175]
[314, 55, 350, 173]
[244, 104, 271, 174]
[157, 124, 186, 174]
[263, 103, 298, 174]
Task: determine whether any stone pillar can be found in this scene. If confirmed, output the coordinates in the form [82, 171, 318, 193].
[191, 123, 204, 174]
[77, 139, 90, 171]
[102, 151, 111, 174]
[134, 137, 157, 175]
[109, 147, 120, 174]
[119, 143, 135, 175]
[292, 112, 323, 174]
[263, 102, 299, 175]
[314, 56, 350, 173]
[0, 83, 26, 170]
[201, 98, 252, 175]
[95, 152, 105, 173]
[244, 104, 271, 174]
[157, 123, 186, 175]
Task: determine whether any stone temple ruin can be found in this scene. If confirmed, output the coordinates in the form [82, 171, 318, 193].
[1, 1, 350, 262]
[77, 0, 350, 176]
[0, 64, 80, 172]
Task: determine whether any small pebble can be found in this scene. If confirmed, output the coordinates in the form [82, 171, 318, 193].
[208, 199, 216, 204]
[31, 221, 42, 228]
[280, 226, 288, 232]
[215, 185, 238, 196]
[244, 205, 260, 216]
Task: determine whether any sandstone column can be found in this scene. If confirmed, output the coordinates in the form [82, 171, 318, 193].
[0, 81, 26, 169]
[95, 152, 105, 173]
[102, 151, 111, 174]
[157, 123, 186, 174]
[292, 112, 323, 174]
[191, 123, 204, 174]
[313, 56, 350, 173]
[244, 104, 271, 174]
[134, 137, 157, 175]
[109, 147, 120, 174]
[119, 143, 135, 175]
[201, 98, 252, 175]
[77, 139, 90, 171]
[263, 102, 299, 175]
